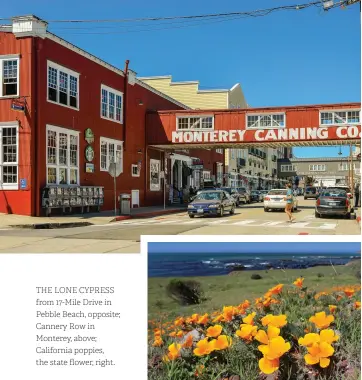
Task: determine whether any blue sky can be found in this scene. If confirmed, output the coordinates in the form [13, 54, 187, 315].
[1, 0, 360, 158]
[148, 242, 361, 255]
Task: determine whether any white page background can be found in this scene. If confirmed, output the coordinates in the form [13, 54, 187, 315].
[0, 253, 147, 380]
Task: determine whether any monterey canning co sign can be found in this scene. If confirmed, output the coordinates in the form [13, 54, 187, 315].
[171, 126, 361, 144]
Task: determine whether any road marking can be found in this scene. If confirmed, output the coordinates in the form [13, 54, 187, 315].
[318, 223, 337, 230]
[258, 221, 286, 226]
[231, 220, 256, 225]
[107, 217, 338, 230]
[207, 219, 230, 225]
[290, 222, 310, 228]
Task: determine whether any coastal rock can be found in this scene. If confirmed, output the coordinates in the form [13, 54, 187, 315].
[180, 329, 202, 345]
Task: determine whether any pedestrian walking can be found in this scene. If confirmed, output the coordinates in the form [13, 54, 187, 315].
[285, 183, 295, 222]
[168, 184, 173, 205]
[354, 183, 360, 208]
[178, 186, 183, 204]
[183, 186, 189, 203]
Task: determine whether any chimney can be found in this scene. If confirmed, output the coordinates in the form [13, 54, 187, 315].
[12, 15, 48, 38]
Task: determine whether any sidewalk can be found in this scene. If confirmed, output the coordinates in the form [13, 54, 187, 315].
[0, 204, 187, 229]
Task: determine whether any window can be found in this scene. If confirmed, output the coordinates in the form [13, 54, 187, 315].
[100, 137, 123, 172]
[0, 56, 19, 97]
[0, 125, 18, 189]
[281, 164, 297, 172]
[132, 164, 140, 177]
[47, 61, 79, 109]
[320, 110, 360, 125]
[177, 116, 214, 130]
[46, 125, 79, 185]
[216, 148, 223, 154]
[309, 164, 326, 172]
[203, 171, 211, 180]
[338, 162, 356, 171]
[247, 113, 285, 129]
[100, 84, 123, 123]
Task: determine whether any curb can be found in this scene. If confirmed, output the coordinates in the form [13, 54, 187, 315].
[112, 209, 187, 222]
[9, 221, 93, 229]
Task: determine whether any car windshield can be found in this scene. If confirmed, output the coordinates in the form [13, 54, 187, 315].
[195, 192, 222, 201]
[306, 187, 316, 192]
[220, 188, 231, 194]
[321, 189, 347, 198]
[268, 190, 287, 195]
[237, 188, 246, 193]
[251, 191, 258, 194]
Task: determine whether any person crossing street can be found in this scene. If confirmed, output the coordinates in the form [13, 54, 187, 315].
[285, 183, 295, 223]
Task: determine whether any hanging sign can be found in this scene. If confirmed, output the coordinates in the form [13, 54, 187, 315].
[85, 163, 95, 173]
[85, 128, 95, 144]
[85, 146, 94, 162]
[11, 99, 25, 112]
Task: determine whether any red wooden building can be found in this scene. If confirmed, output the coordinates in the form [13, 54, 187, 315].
[0, 15, 224, 216]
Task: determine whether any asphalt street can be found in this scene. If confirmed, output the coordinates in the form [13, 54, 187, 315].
[0, 198, 359, 253]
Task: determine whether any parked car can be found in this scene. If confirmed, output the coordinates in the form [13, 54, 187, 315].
[315, 188, 353, 219]
[250, 190, 263, 203]
[236, 187, 251, 204]
[188, 190, 235, 218]
[304, 186, 319, 200]
[264, 189, 298, 212]
[219, 187, 241, 206]
[258, 190, 269, 200]
[328, 186, 353, 199]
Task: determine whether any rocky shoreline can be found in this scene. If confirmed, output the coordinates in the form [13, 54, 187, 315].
[228, 258, 360, 275]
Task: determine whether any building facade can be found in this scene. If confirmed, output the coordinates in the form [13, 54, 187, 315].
[139, 75, 291, 189]
[0, 15, 222, 216]
[277, 157, 361, 188]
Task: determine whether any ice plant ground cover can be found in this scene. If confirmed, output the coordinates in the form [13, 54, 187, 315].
[148, 265, 361, 380]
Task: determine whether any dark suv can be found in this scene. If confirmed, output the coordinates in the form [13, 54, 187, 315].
[304, 186, 318, 200]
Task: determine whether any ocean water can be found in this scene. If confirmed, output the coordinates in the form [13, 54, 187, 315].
[148, 252, 360, 278]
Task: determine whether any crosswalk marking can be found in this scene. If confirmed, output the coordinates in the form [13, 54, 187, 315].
[231, 220, 256, 225]
[107, 217, 339, 230]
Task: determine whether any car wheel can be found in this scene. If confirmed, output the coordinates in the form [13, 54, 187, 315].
[230, 206, 235, 215]
[264, 207, 269, 212]
[345, 212, 351, 219]
[189, 214, 195, 218]
[218, 206, 224, 217]
[315, 210, 320, 218]
[294, 205, 298, 211]
[304, 197, 307, 200]
[248, 199, 251, 204]
[351, 208, 355, 214]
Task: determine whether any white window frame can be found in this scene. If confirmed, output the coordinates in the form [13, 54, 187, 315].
[246, 112, 286, 129]
[203, 170, 211, 180]
[338, 162, 356, 171]
[47, 60, 80, 110]
[309, 164, 326, 172]
[99, 137, 123, 173]
[319, 109, 360, 126]
[132, 164, 140, 177]
[46, 125, 80, 186]
[0, 122, 19, 190]
[0, 55, 20, 98]
[281, 164, 297, 172]
[176, 115, 214, 131]
[216, 148, 223, 154]
[100, 84, 124, 124]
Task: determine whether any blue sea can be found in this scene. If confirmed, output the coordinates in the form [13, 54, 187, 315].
[148, 252, 360, 278]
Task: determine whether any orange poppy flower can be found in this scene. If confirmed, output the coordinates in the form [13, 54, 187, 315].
[235, 324, 258, 341]
[206, 325, 223, 338]
[344, 288, 355, 298]
[193, 338, 213, 356]
[261, 314, 287, 328]
[354, 301, 361, 309]
[209, 335, 232, 351]
[309, 311, 334, 329]
[293, 277, 304, 288]
[328, 305, 337, 313]
[242, 312, 256, 325]
[182, 334, 193, 348]
[304, 342, 334, 368]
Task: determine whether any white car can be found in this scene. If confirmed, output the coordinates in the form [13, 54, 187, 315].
[264, 189, 298, 212]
